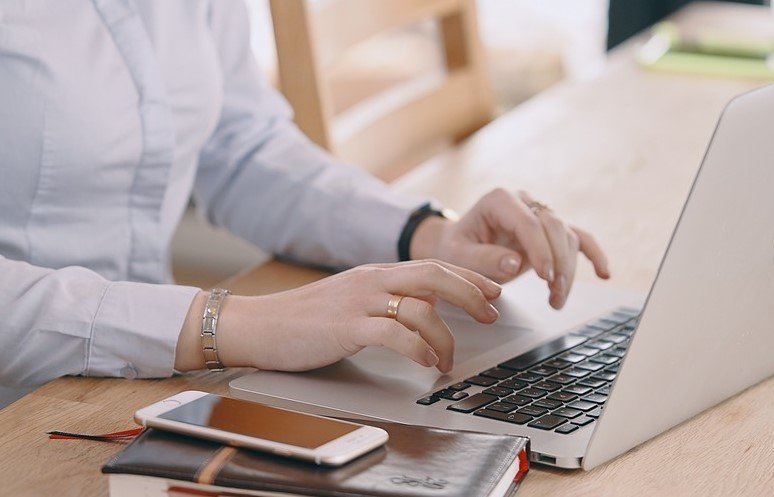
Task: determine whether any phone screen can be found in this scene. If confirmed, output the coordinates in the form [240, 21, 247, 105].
[159, 395, 360, 449]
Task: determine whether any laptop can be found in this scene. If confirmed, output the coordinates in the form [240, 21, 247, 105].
[231, 84, 774, 470]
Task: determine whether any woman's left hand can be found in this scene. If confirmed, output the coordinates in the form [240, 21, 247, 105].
[410, 188, 610, 310]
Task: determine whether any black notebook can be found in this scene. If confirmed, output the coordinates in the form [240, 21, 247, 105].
[103, 420, 529, 497]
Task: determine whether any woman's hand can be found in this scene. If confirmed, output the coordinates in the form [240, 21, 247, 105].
[175, 260, 502, 374]
[410, 188, 610, 310]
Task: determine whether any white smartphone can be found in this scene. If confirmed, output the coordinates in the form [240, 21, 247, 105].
[134, 391, 388, 466]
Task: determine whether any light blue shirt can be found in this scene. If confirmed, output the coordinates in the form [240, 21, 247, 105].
[0, 0, 421, 394]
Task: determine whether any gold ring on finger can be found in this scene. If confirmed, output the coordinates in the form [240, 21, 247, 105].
[386, 294, 404, 320]
[527, 200, 551, 216]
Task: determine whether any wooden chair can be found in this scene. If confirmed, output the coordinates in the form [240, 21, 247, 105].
[269, 0, 494, 181]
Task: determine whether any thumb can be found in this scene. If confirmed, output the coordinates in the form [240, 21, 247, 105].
[452, 243, 525, 283]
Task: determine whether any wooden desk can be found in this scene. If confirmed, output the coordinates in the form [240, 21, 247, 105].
[2, 3, 772, 496]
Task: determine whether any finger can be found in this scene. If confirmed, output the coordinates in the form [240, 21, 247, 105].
[389, 297, 455, 372]
[353, 317, 440, 369]
[537, 213, 575, 309]
[573, 227, 611, 279]
[365, 260, 502, 300]
[379, 262, 499, 323]
[447, 242, 525, 284]
[481, 189, 555, 282]
[565, 229, 579, 301]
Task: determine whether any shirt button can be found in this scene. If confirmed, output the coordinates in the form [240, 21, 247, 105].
[120, 365, 138, 379]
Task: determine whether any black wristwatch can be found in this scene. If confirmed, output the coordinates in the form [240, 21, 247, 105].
[397, 203, 457, 262]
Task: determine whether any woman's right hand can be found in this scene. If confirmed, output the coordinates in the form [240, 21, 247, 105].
[175, 260, 502, 374]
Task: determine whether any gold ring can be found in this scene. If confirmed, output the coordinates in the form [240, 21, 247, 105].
[386, 295, 404, 320]
[527, 200, 551, 216]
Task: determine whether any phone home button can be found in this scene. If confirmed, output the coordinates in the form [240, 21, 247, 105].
[162, 399, 181, 406]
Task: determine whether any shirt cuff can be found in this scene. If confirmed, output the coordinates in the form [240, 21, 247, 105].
[86, 281, 201, 379]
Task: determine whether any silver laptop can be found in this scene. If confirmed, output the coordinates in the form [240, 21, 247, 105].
[231, 84, 774, 470]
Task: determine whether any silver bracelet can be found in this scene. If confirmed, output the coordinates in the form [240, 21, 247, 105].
[201, 288, 230, 371]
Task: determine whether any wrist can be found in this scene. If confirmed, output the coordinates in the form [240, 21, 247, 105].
[399, 204, 457, 261]
[174, 290, 256, 371]
[409, 215, 453, 260]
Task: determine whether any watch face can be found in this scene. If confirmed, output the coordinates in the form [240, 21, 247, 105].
[440, 208, 460, 222]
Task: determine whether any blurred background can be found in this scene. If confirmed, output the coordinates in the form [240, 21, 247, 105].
[171, 0, 770, 288]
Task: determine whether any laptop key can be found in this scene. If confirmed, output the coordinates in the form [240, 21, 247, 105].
[465, 375, 498, 387]
[578, 378, 606, 389]
[515, 372, 543, 383]
[486, 402, 519, 413]
[447, 393, 498, 413]
[586, 340, 614, 351]
[555, 424, 579, 434]
[563, 368, 590, 378]
[605, 348, 626, 358]
[553, 407, 583, 419]
[547, 392, 577, 402]
[575, 356, 605, 371]
[543, 358, 572, 370]
[596, 387, 611, 396]
[480, 367, 515, 380]
[614, 307, 640, 317]
[530, 366, 558, 376]
[474, 409, 532, 425]
[532, 398, 563, 409]
[571, 415, 595, 426]
[498, 379, 529, 390]
[583, 393, 608, 404]
[606, 364, 620, 373]
[482, 386, 514, 397]
[434, 389, 468, 401]
[416, 396, 439, 405]
[576, 361, 605, 372]
[528, 415, 567, 430]
[563, 385, 592, 395]
[587, 407, 603, 418]
[516, 388, 546, 399]
[604, 312, 631, 324]
[448, 382, 471, 391]
[558, 353, 586, 364]
[605, 333, 628, 344]
[499, 335, 586, 371]
[533, 381, 562, 392]
[573, 327, 605, 338]
[573, 346, 600, 357]
[588, 318, 619, 330]
[504, 394, 532, 406]
[589, 355, 618, 366]
[568, 400, 597, 411]
[547, 374, 575, 385]
[517, 405, 549, 417]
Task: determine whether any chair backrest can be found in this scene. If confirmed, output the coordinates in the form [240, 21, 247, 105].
[269, 0, 494, 180]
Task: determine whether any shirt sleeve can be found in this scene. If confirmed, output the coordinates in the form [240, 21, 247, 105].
[0, 255, 200, 388]
[195, 0, 425, 269]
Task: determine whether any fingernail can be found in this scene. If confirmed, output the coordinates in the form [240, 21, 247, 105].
[500, 255, 521, 274]
[556, 274, 567, 294]
[544, 263, 555, 282]
[487, 303, 500, 320]
[425, 349, 439, 367]
[484, 278, 502, 295]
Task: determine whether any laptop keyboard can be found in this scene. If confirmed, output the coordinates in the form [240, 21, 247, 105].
[416, 306, 640, 435]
